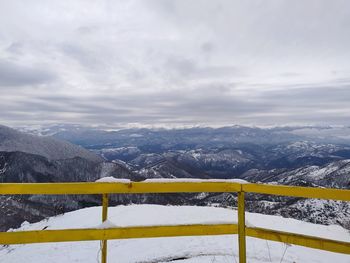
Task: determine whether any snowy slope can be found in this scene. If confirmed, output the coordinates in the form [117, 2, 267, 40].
[1, 205, 349, 263]
[0, 125, 102, 162]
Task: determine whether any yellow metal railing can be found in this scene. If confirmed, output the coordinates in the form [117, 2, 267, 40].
[0, 181, 349, 263]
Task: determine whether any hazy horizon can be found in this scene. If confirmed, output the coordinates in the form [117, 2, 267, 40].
[4, 122, 350, 133]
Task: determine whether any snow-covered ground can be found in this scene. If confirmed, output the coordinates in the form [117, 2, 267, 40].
[1, 205, 349, 263]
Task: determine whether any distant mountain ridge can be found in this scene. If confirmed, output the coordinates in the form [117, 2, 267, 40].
[17, 124, 350, 145]
[0, 124, 140, 231]
[0, 125, 102, 162]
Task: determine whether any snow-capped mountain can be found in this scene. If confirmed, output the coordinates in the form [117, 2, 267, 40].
[0, 125, 140, 231]
[0, 152, 141, 231]
[2, 124, 350, 232]
[241, 159, 350, 188]
[0, 125, 102, 162]
[18, 124, 350, 146]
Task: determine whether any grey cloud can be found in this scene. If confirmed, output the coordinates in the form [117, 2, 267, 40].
[261, 85, 350, 107]
[0, 60, 56, 87]
[163, 56, 240, 81]
[0, 1, 350, 127]
[59, 43, 104, 71]
[1, 81, 350, 126]
[201, 42, 215, 53]
[0, 83, 277, 126]
[6, 42, 23, 54]
[164, 57, 197, 77]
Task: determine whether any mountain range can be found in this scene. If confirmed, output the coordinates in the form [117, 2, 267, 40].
[1, 124, 350, 231]
[0, 125, 139, 231]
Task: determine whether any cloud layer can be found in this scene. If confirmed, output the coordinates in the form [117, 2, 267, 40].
[1, 0, 350, 127]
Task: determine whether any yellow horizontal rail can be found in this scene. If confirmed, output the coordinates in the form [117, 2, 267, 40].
[0, 224, 238, 245]
[0, 182, 349, 201]
[1, 224, 349, 255]
[0, 182, 241, 195]
[246, 227, 350, 255]
[243, 184, 350, 201]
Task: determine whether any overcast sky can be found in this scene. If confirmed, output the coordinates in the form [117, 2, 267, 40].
[1, 0, 350, 128]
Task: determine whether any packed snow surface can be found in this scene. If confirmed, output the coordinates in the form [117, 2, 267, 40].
[96, 177, 249, 184]
[95, 177, 131, 183]
[1, 205, 349, 263]
[144, 178, 249, 183]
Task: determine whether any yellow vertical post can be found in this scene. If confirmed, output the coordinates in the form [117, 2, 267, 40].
[102, 193, 109, 263]
[238, 191, 246, 263]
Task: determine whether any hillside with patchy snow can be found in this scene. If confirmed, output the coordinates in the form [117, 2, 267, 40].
[1, 205, 349, 263]
[0, 125, 102, 162]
